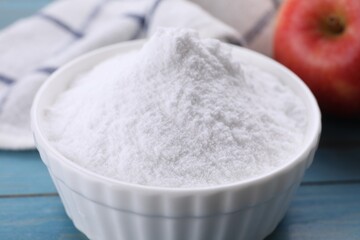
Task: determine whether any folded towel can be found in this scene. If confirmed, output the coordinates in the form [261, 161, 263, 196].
[149, 0, 244, 45]
[191, 0, 283, 56]
[0, 0, 242, 149]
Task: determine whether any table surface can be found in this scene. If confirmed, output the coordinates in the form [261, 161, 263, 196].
[1, 1, 360, 239]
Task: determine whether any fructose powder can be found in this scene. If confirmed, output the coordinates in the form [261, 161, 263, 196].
[45, 28, 307, 188]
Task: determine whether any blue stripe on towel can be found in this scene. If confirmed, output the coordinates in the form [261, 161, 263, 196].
[124, 13, 146, 28]
[271, 0, 281, 9]
[243, 9, 275, 43]
[37, 67, 57, 75]
[0, 74, 15, 85]
[124, 13, 146, 40]
[144, 0, 162, 30]
[37, 12, 84, 38]
[81, 0, 107, 32]
[225, 37, 245, 47]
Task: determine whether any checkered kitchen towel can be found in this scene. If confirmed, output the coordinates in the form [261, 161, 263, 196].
[191, 0, 283, 56]
[0, 0, 281, 150]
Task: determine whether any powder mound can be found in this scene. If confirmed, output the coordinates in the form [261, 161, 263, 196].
[45, 28, 307, 188]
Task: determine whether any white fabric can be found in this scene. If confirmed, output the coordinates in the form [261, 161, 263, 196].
[191, 0, 282, 56]
[149, 0, 242, 44]
[0, 0, 241, 149]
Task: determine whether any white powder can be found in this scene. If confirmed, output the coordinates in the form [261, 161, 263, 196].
[45, 28, 307, 188]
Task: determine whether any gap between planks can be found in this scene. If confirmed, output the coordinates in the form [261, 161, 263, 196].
[0, 192, 58, 199]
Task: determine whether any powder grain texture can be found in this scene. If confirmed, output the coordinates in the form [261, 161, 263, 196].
[45, 28, 307, 188]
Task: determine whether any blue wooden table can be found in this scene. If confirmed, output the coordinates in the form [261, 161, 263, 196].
[1, 1, 360, 239]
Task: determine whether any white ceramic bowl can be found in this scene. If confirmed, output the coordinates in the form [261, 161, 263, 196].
[31, 40, 321, 240]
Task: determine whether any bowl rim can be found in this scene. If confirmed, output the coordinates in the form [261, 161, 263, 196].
[31, 39, 321, 194]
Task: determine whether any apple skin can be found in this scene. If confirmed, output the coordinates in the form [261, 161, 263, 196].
[274, 0, 360, 117]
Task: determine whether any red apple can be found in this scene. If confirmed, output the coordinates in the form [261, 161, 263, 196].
[274, 0, 360, 117]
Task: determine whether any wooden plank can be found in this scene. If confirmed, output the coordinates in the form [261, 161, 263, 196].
[303, 148, 360, 183]
[0, 195, 87, 240]
[267, 183, 360, 240]
[0, 0, 51, 29]
[0, 150, 56, 195]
